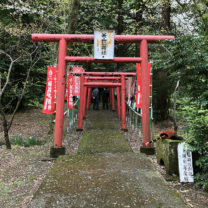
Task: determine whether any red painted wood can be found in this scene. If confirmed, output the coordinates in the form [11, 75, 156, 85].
[112, 88, 115, 111]
[140, 39, 151, 147]
[77, 74, 84, 130]
[121, 75, 127, 130]
[84, 82, 121, 87]
[87, 88, 92, 110]
[72, 72, 136, 76]
[116, 86, 121, 118]
[54, 39, 67, 147]
[32, 34, 174, 43]
[85, 77, 123, 80]
[83, 86, 87, 118]
[65, 56, 142, 63]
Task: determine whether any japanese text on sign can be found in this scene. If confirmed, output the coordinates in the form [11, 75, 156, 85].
[72, 66, 84, 96]
[178, 142, 194, 183]
[68, 75, 73, 109]
[94, 30, 115, 60]
[43, 67, 56, 114]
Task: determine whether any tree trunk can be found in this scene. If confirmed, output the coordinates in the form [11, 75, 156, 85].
[0, 104, 11, 149]
[135, 1, 145, 57]
[154, 71, 171, 121]
[116, 0, 124, 71]
[161, 0, 171, 34]
[67, 0, 80, 35]
[153, 0, 172, 121]
[67, 0, 80, 54]
[173, 80, 180, 134]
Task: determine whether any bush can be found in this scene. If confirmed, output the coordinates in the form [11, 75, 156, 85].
[11, 136, 45, 147]
[187, 109, 208, 190]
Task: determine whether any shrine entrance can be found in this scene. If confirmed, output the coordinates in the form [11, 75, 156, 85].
[32, 33, 174, 157]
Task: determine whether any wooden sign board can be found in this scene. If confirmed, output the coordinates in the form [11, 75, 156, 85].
[178, 142, 194, 183]
[94, 30, 115, 60]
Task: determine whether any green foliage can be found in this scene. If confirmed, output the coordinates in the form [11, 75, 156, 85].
[11, 136, 45, 147]
[187, 109, 208, 190]
[151, 34, 208, 121]
[0, 0, 62, 111]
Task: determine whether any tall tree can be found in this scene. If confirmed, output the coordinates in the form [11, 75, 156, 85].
[161, 0, 171, 34]
[67, 0, 80, 34]
[116, 0, 124, 71]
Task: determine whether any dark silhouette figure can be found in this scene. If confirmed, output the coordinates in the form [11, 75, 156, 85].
[102, 88, 109, 109]
[92, 88, 99, 110]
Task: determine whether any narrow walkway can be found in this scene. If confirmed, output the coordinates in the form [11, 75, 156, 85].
[30, 108, 187, 208]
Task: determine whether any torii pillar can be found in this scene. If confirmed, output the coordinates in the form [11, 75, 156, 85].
[50, 38, 67, 157]
[140, 39, 154, 154]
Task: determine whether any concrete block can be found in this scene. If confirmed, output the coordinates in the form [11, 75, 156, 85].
[50, 146, 66, 158]
[156, 139, 183, 175]
[140, 146, 155, 155]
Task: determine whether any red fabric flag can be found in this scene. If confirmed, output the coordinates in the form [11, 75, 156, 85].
[68, 75, 74, 109]
[72, 66, 84, 96]
[43, 67, 56, 114]
[135, 63, 151, 108]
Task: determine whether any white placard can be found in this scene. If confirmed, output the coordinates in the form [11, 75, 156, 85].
[178, 142, 194, 182]
[94, 30, 115, 59]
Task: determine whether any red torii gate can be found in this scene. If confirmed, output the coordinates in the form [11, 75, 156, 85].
[32, 34, 174, 157]
[84, 75, 129, 115]
[75, 73, 131, 131]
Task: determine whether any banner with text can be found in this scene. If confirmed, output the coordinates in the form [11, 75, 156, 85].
[72, 66, 84, 96]
[68, 75, 74, 109]
[43, 66, 56, 114]
[135, 63, 151, 108]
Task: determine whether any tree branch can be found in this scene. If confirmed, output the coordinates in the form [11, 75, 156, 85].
[8, 47, 40, 130]
[175, 0, 188, 8]
[0, 50, 21, 97]
[161, 44, 173, 57]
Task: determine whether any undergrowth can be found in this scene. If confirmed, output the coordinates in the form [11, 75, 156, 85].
[11, 136, 45, 147]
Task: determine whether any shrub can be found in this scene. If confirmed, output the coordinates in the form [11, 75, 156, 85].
[187, 109, 208, 190]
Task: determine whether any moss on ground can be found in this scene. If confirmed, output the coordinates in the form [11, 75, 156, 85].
[29, 108, 188, 207]
[30, 153, 188, 208]
[78, 129, 132, 154]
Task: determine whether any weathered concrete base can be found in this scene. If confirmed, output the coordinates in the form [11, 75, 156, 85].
[50, 146, 65, 158]
[76, 128, 83, 131]
[121, 128, 128, 132]
[156, 139, 184, 175]
[140, 146, 155, 155]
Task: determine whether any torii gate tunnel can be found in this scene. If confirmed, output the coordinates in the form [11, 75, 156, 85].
[74, 73, 132, 131]
[32, 33, 174, 155]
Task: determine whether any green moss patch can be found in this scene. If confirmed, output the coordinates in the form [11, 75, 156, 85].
[78, 129, 132, 154]
[156, 139, 184, 175]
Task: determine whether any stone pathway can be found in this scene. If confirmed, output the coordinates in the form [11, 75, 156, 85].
[29, 108, 188, 208]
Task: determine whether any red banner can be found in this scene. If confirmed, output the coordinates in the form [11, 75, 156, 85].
[135, 63, 151, 108]
[68, 75, 74, 109]
[43, 67, 56, 114]
[72, 66, 84, 96]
